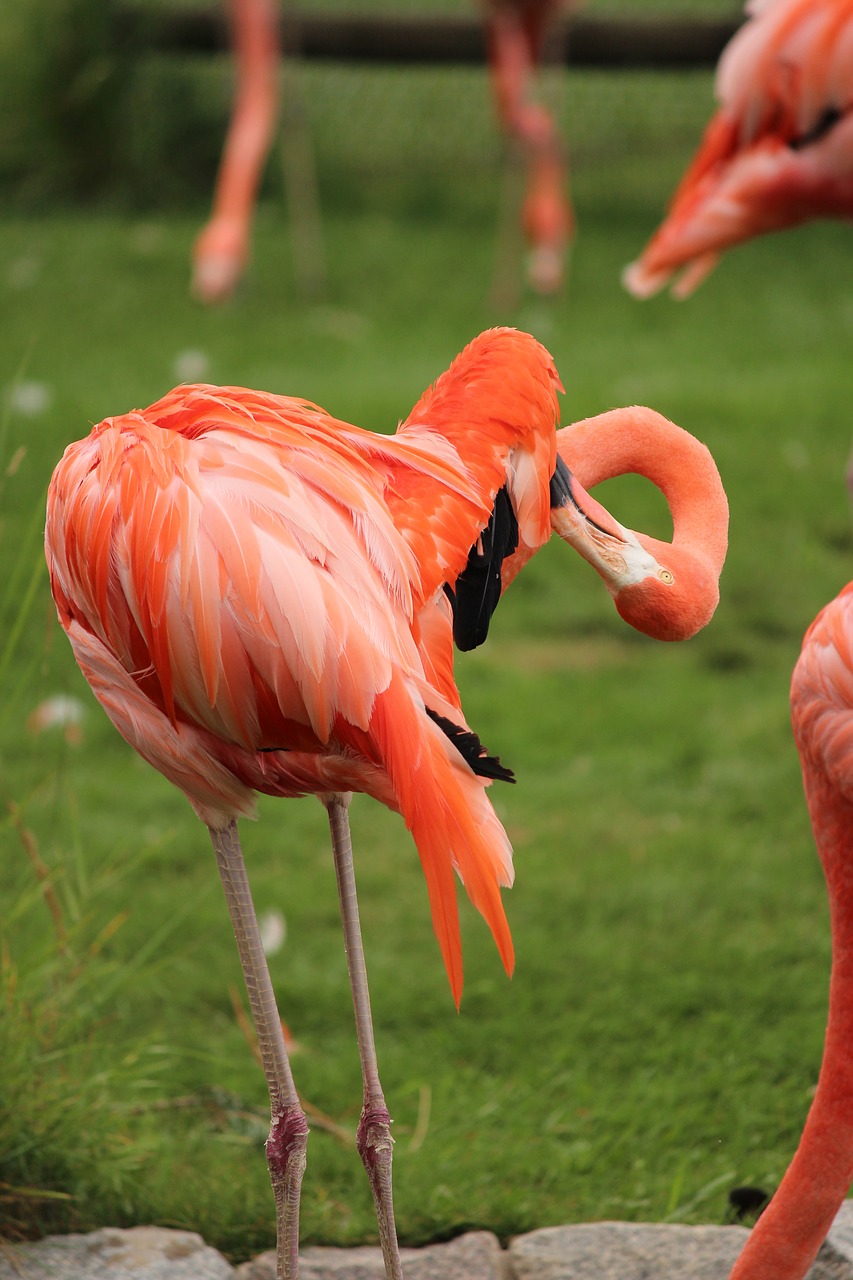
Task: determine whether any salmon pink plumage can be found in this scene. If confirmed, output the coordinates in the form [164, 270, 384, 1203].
[45, 327, 728, 1280]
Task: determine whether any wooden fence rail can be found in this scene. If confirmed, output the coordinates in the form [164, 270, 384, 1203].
[113, 7, 741, 70]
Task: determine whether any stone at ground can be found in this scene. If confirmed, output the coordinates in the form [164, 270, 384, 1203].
[827, 1201, 853, 1264]
[508, 1216, 853, 1280]
[509, 1222, 748, 1280]
[7, 1206, 853, 1279]
[0, 1226, 235, 1280]
[235, 1230, 507, 1279]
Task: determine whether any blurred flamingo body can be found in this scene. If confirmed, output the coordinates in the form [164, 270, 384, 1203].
[730, 581, 853, 1279]
[45, 327, 727, 1280]
[192, 0, 279, 302]
[624, 0, 853, 299]
[483, 0, 574, 293]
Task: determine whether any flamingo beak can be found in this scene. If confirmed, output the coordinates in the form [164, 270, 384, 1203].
[550, 465, 660, 595]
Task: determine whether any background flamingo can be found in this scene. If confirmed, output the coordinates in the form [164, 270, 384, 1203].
[192, 0, 572, 305]
[191, 0, 280, 302]
[624, 0, 853, 300]
[482, 0, 575, 295]
[729, 579, 853, 1278]
[44, 327, 726, 1280]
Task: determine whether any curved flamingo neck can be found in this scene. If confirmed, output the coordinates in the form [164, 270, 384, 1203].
[730, 767, 853, 1279]
[558, 406, 729, 577]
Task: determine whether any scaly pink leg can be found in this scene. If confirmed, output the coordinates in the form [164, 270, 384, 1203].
[209, 820, 308, 1280]
[323, 793, 403, 1280]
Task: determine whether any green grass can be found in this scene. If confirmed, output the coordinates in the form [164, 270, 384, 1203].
[2, 59, 853, 1262]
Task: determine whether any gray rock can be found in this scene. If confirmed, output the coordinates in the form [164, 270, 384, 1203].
[508, 1222, 749, 1279]
[827, 1202, 853, 1264]
[810, 1247, 853, 1280]
[0, 1226, 236, 1280]
[236, 1230, 507, 1279]
[507, 1218, 853, 1280]
[9, 1215, 853, 1280]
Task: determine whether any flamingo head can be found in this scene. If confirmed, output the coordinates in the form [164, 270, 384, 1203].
[609, 535, 721, 641]
[551, 472, 721, 642]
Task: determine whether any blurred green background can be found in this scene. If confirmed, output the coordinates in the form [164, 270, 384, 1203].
[3, 0, 852, 1265]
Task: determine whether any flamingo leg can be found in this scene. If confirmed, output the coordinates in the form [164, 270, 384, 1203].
[191, 0, 280, 303]
[209, 820, 308, 1280]
[323, 792, 404, 1280]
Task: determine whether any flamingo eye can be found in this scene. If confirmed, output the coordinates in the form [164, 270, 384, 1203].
[658, 568, 674, 585]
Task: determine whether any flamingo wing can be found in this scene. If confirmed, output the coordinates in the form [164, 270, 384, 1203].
[48, 389, 417, 748]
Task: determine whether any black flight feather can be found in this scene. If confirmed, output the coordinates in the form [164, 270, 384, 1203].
[448, 485, 519, 652]
[425, 707, 515, 783]
[446, 457, 574, 653]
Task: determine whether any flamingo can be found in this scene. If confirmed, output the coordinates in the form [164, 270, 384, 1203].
[623, 0, 853, 300]
[483, 0, 575, 294]
[44, 327, 727, 1280]
[729, 580, 853, 1279]
[192, 0, 572, 303]
[191, 0, 280, 303]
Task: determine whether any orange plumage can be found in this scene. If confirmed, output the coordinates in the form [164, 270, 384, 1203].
[45, 328, 729, 1280]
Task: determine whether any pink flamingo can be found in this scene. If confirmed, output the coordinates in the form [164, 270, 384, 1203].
[45, 327, 727, 1280]
[624, 0, 853, 299]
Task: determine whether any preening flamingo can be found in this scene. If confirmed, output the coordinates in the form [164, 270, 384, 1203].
[483, 0, 575, 294]
[624, 0, 853, 299]
[729, 581, 853, 1280]
[191, 0, 280, 303]
[44, 327, 727, 1280]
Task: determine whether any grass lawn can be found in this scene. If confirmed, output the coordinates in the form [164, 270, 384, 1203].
[2, 59, 853, 1263]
